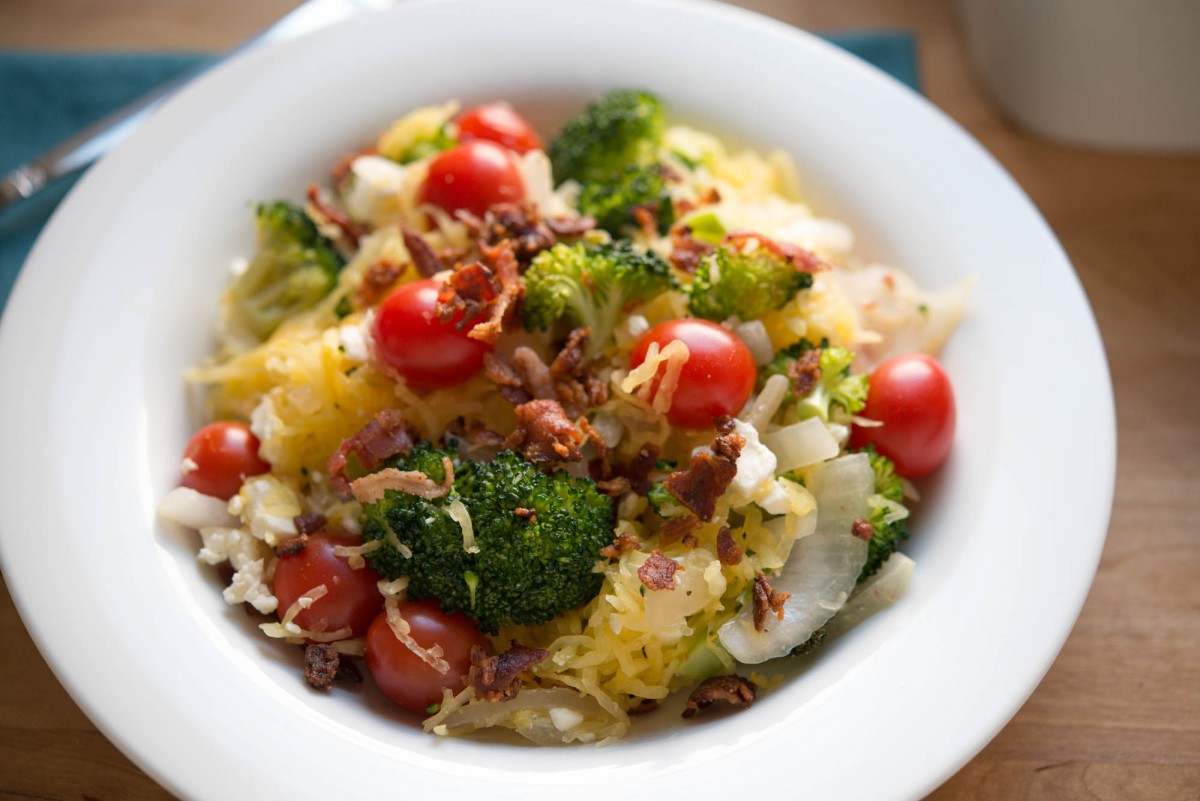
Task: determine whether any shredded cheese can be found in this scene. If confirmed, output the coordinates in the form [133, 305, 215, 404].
[446, 498, 478, 554]
[384, 596, 450, 674]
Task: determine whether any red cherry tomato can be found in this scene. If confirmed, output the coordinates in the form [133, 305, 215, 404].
[417, 140, 525, 218]
[364, 599, 489, 715]
[372, 278, 491, 391]
[630, 319, 757, 429]
[456, 103, 543, 155]
[180, 421, 270, 500]
[272, 532, 384, 639]
[848, 353, 956, 479]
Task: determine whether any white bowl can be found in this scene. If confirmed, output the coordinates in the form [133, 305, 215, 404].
[0, 1, 1115, 799]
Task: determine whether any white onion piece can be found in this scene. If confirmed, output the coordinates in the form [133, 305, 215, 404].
[156, 486, 239, 530]
[734, 320, 775, 365]
[807, 453, 875, 536]
[718, 532, 868, 663]
[743, 373, 789, 431]
[438, 688, 612, 745]
[826, 552, 915, 638]
[762, 417, 840, 473]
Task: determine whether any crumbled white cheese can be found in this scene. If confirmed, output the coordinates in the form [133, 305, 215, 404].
[249, 396, 282, 448]
[343, 155, 408, 227]
[180, 457, 199, 474]
[549, 707, 585, 732]
[157, 486, 239, 530]
[727, 419, 777, 501]
[236, 475, 300, 547]
[198, 526, 278, 614]
[224, 557, 278, 614]
[338, 318, 371, 362]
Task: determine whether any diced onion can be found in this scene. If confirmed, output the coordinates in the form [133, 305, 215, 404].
[718, 532, 867, 663]
[157, 486, 239, 530]
[807, 453, 876, 537]
[762, 417, 840, 473]
[734, 320, 775, 365]
[826, 552, 915, 638]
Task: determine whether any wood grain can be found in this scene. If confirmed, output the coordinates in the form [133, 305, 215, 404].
[1, 1, 1198, 799]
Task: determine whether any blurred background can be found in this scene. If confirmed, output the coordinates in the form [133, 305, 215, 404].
[0, 1, 1197, 799]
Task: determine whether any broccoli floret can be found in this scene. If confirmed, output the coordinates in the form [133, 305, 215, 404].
[576, 163, 674, 237]
[762, 339, 868, 422]
[858, 446, 910, 581]
[230, 202, 345, 340]
[548, 90, 665, 185]
[361, 447, 615, 634]
[686, 244, 813, 322]
[524, 239, 676, 358]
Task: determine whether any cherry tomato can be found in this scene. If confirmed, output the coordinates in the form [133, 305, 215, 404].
[417, 140, 525, 218]
[180, 421, 270, 500]
[272, 532, 384, 638]
[364, 599, 489, 715]
[456, 103, 543, 155]
[848, 353, 956, 479]
[372, 278, 491, 391]
[630, 319, 757, 429]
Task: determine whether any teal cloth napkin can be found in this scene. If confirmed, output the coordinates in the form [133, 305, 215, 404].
[0, 33, 918, 311]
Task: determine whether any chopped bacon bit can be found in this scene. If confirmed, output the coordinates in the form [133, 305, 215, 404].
[514, 507, 537, 522]
[349, 458, 454, 504]
[307, 183, 365, 245]
[596, 476, 632, 498]
[469, 643, 550, 702]
[632, 204, 661, 240]
[723, 229, 829, 274]
[274, 534, 309, 558]
[479, 201, 556, 264]
[668, 225, 716, 274]
[638, 550, 682, 591]
[621, 444, 661, 496]
[303, 643, 340, 690]
[446, 417, 506, 450]
[401, 227, 444, 278]
[293, 513, 327, 537]
[664, 452, 738, 522]
[550, 328, 607, 416]
[852, 517, 875, 541]
[439, 261, 499, 326]
[659, 514, 702, 547]
[788, 348, 823, 398]
[682, 675, 757, 719]
[716, 526, 743, 566]
[503, 399, 584, 464]
[357, 257, 406, 308]
[511, 347, 556, 400]
[466, 240, 524, 344]
[327, 409, 415, 494]
[628, 698, 661, 715]
[544, 214, 597, 237]
[482, 351, 531, 405]
[600, 529, 640, 559]
[681, 533, 698, 549]
[336, 658, 363, 684]
[752, 573, 791, 632]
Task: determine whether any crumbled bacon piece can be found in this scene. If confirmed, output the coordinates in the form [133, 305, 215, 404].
[303, 643, 339, 690]
[632, 204, 661, 240]
[503, 399, 584, 463]
[628, 698, 661, 715]
[723, 229, 829, 274]
[752, 573, 791, 632]
[577, 415, 612, 479]
[544, 214, 596, 237]
[446, 417, 506, 450]
[549, 328, 607, 416]
[469, 643, 549, 702]
[638, 550, 682, 591]
[681, 533, 698, 549]
[514, 507, 537, 522]
[716, 526, 743, 566]
[682, 675, 757, 719]
[511, 347, 556, 400]
[659, 514, 702, 547]
[330, 143, 378, 185]
[307, 183, 365, 245]
[851, 517, 875, 541]
[293, 512, 327, 536]
[439, 261, 499, 329]
[401, 227, 444, 278]
[664, 451, 738, 522]
[349, 457, 455, 504]
[482, 352, 531, 405]
[595, 475, 633, 498]
[327, 409, 415, 494]
[478, 201, 557, 264]
[468, 241, 524, 344]
[668, 224, 715, 274]
[600, 529, 640, 559]
[274, 534, 308, 558]
[357, 258, 405, 308]
[620, 444, 661, 496]
[788, 348, 823, 398]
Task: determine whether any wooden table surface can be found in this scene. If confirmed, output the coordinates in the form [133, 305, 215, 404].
[1, 1, 1198, 799]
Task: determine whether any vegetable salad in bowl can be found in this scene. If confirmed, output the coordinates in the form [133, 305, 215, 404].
[157, 90, 970, 745]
